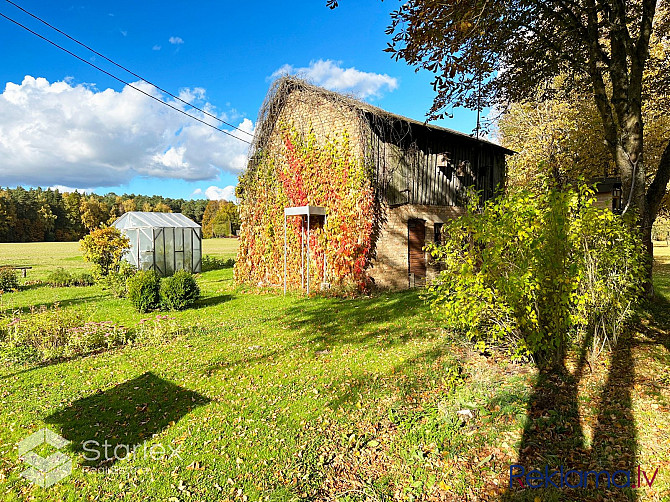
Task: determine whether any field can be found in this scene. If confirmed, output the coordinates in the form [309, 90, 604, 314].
[0, 239, 668, 501]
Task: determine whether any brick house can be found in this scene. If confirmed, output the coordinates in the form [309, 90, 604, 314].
[236, 77, 513, 290]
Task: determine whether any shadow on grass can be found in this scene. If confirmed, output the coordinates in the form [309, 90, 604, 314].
[0, 346, 118, 380]
[503, 333, 638, 501]
[502, 284, 670, 501]
[45, 372, 210, 467]
[327, 342, 455, 410]
[200, 289, 432, 378]
[196, 294, 234, 308]
[282, 290, 429, 349]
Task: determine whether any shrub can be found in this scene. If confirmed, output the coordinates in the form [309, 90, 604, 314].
[47, 268, 95, 287]
[135, 314, 181, 344]
[47, 268, 74, 287]
[0, 305, 129, 362]
[127, 270, 160, 313]
[100, 261, 137, 298]
[202, 255, 235, 272]
[160, 270, 200, 310]
[426, 183, 645, 363]
[80, 226, 130, 277]
[74, 272, 95, 287]
[0, 267, 19, 292]
[67, 321, 130, 354]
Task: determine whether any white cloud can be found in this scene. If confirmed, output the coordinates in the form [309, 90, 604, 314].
[271, 59, 398, 99]
[169, 36, 184, 45]
[49, 185, 94, 194]
[152, 44, 161, 51]
[203, 185, 236, 202]
[0, 76, 253, 187]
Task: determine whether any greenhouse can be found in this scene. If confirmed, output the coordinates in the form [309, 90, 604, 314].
[112, 212, 202, 275]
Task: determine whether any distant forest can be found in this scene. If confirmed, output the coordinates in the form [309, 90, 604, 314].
[0, 186, 239, 243]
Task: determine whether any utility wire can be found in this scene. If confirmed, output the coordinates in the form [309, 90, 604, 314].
[6, 0, 253, 137]
[0, 9, 251, 145]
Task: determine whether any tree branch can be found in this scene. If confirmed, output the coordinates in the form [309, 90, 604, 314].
[631, 0, 658, 103]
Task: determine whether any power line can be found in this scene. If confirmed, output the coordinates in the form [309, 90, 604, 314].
[0, 10, 251, 145]
[5, 0, 253, 138]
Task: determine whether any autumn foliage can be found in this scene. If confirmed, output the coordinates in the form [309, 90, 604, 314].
[80, 226, 130, 277]
[235, 125, 376, 292]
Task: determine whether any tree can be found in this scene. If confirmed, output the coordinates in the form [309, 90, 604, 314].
[62, 191, 85, 240]
[0, 191, 16, 241]
[201, 201, 219, 238]
[122, 198, 137, 213]
[80, 196, 109, 232]
[80, 226, 130, 277]
[153, 202, 172, 213]
[335, 0, 670, 291]
[499, 68, 670, 189]
[202, 200, 239, 238]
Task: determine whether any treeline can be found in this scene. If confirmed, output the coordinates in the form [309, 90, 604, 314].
[0, 186, 239, 243]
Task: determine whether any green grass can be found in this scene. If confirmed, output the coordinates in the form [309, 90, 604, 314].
[0, 239, 667, 501]
[0, 239, 468, 500]
[0, 237, 239, 282]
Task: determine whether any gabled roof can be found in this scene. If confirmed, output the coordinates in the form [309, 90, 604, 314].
[112, 211, 200, 229]
[256, 77, 514, 155]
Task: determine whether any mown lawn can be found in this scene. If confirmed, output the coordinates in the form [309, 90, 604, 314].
[0, 239, 668, 501]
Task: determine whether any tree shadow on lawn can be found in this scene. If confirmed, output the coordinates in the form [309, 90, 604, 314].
[502, 330, 639, 502]
[200, 290, 431, 377]
[327, 342, 455, 410]
[196, 294, 234, 308]
[282, 290, 430, 350]
[44, 372, 210, 467]
[502, 288, 670, 502]
[0, 345, 123, 381]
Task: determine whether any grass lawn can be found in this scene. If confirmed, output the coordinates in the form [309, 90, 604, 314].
[0, 239, 668, 501]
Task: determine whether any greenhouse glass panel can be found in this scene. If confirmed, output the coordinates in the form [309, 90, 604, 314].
[111, 211, 202, 276]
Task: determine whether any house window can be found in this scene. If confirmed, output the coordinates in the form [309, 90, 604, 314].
[434, 223, 444, 246]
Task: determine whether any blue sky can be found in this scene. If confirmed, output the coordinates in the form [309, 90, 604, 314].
[0, 0, 482, 200]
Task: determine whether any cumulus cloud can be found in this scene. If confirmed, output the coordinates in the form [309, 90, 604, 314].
[49, 185, 94, 194]
[169, 36, 184, 45]
[0, 76, 253, 187]
[202, 185, 237, 202]
[152, 44, 161, 51]
[271, 59, 398, 99]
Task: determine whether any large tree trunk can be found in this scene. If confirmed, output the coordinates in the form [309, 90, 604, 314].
[642, 140, 670, 296]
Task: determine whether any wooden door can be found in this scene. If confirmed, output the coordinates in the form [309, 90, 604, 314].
[408, 219, 426, 280]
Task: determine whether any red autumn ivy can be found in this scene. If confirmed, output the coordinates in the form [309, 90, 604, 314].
[235, 123, 376, 292]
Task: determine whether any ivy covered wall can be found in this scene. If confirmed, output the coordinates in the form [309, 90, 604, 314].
[235, 124, 378, 292]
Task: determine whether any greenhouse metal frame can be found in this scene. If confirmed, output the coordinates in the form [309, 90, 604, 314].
[112, 212, 202, 275]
